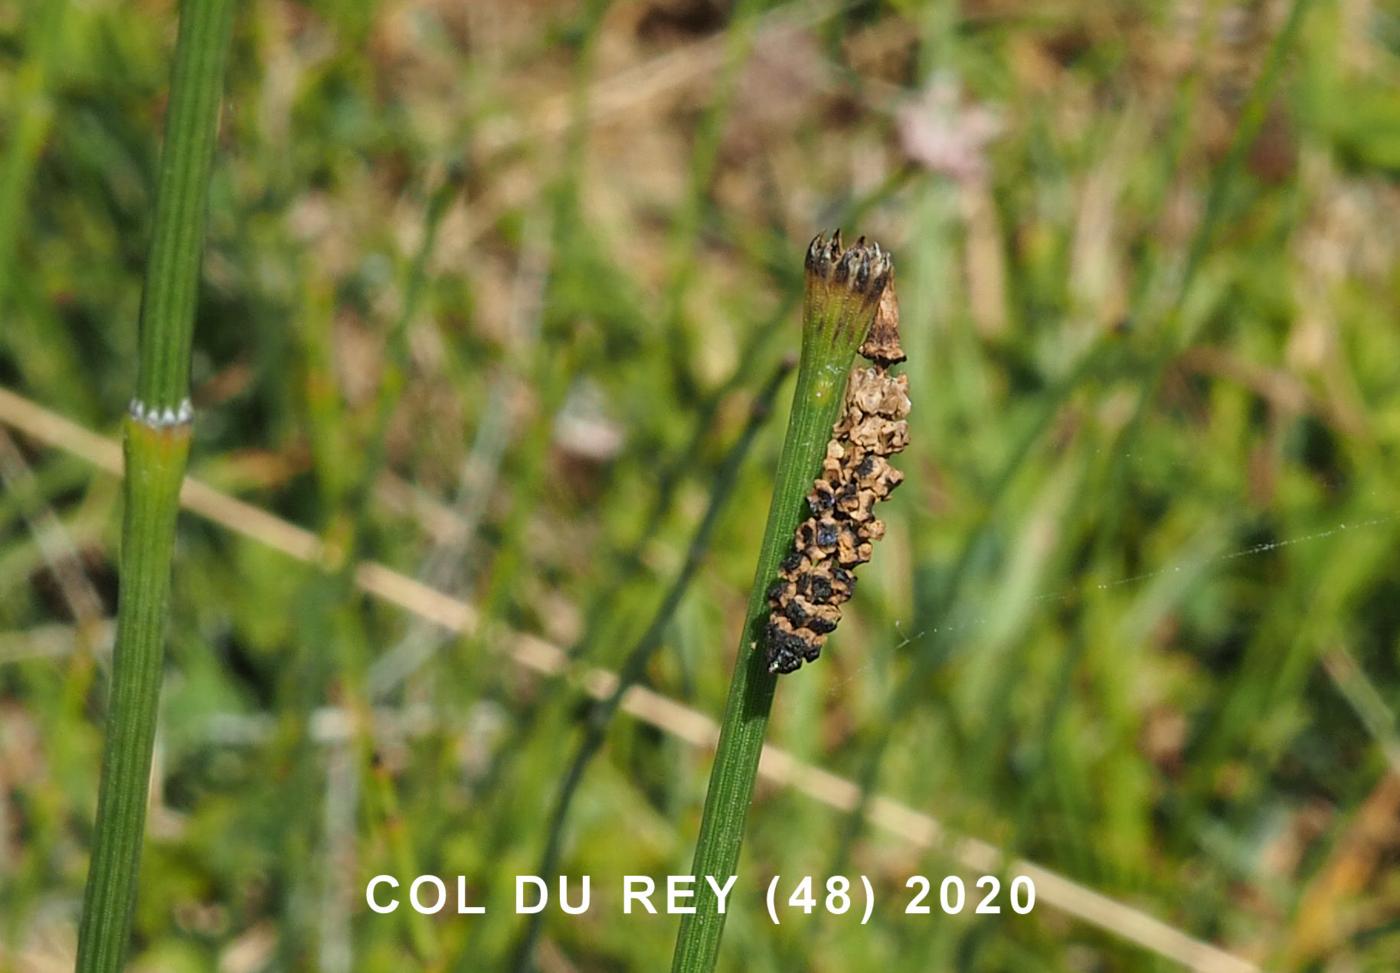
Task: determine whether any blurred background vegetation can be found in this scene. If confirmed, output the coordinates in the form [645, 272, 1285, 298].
[3, 0, 1400, 969]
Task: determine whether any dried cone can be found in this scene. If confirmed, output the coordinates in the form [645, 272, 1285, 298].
[766, 265, 910, 675]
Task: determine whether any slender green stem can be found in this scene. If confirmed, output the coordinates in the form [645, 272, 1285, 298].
[131, 0, 236, 412]
[509, 358, 792, 972]
[669, 235, 889, 973]
[75, 424, 190, 973]
[75, 1, 234, 970]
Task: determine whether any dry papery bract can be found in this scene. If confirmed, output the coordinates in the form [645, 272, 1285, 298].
[766, 274, 909, 675]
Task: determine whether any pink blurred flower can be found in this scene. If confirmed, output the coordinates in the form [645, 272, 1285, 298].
[897, 75, 1003, 184]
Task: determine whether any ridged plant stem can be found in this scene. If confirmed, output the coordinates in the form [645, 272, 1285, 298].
[75, 1, 234, 970]
[670, 235, 890, 973]
[130, 0, 236, 413]
[75, 424, 190, 973]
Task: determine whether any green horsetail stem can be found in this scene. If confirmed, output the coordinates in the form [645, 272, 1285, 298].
[75, 1, 235, 970]
[669, 231, 892, 973]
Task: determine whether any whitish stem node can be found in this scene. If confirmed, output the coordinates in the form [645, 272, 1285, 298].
[128, 398, 194, 428]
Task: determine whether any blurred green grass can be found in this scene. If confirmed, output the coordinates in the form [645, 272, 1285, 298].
[3, 0, 1400, 970]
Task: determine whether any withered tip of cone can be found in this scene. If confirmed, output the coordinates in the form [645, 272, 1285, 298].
[860, 276, 907, 365]
[804, 230, 892, 301]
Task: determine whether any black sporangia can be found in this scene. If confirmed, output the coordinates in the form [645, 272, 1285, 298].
[766, 265, 909, 675]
